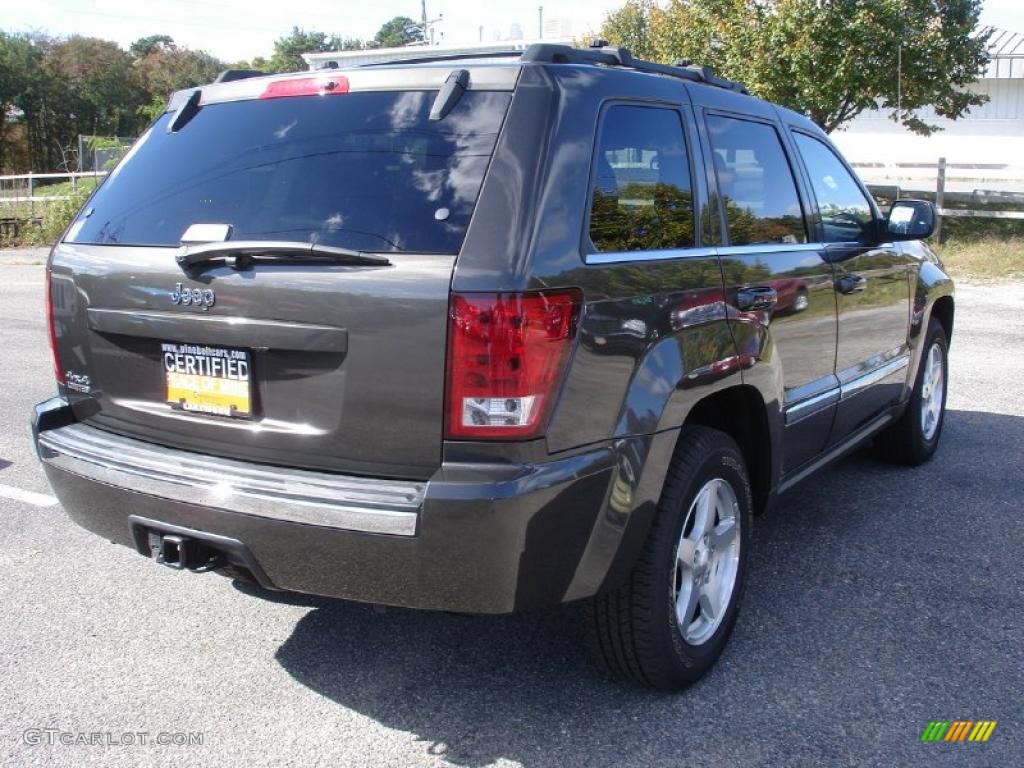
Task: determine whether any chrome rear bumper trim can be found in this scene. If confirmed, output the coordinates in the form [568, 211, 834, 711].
[37, 423, 422, 536]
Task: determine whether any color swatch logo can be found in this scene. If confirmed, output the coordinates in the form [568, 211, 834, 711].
[921, 721, 997, 742]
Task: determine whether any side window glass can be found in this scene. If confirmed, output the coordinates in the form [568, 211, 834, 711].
[706, 115, 807, 246]
[793, 132, 875, 243]
[589, 105, 695, 253]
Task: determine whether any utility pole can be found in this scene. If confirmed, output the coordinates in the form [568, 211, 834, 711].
[538, 6, 543, 39]
[897, 43, 902, 123]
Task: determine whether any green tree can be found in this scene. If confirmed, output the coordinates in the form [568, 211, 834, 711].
[591, 183, 695, 252]
[3, 35, 147, 170]
[338, 37, 368, 51]
[374, 16, 420, 48]
[0, 33, 37, 169]
[269, 27, 346, 73]
[600, 0, 990, 135]
[43, 36, 146, 143]
[132, 38, 225, 121]
[235, 56, 273, 72]
[129, 34, 174, 58]
[600, 0, 657, 60]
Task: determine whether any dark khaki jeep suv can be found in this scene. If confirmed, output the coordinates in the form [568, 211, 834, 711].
[33, 44, 953, 690]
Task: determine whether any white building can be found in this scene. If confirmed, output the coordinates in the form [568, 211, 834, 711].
[831, 28, 1024, 193]
[543, 17, 574, 40]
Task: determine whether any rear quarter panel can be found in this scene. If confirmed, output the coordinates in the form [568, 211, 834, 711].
[455, 65, 754, 453]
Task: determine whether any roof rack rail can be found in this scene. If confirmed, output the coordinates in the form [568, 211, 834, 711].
[352, 49, 526, 69]
[520, 43, 749, 94]
[214, 69, 267, 83]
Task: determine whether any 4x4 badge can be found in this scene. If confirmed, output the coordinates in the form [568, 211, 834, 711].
[170, 282, 215, 311]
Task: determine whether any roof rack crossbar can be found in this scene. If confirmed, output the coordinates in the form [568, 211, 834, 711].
[520, 44, 749, 94]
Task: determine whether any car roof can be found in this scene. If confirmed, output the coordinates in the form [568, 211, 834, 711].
[171, 43, 825, 141]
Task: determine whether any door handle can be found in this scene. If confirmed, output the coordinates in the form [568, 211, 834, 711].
[836, 274, 867, 295]
[735, 286, 778, 311]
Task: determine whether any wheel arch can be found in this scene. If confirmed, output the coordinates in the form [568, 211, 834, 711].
[681, 384, 774, 515]
[930, 294, 955, 345]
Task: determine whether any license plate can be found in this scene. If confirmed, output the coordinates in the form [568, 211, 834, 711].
[162, 343, 252, 418]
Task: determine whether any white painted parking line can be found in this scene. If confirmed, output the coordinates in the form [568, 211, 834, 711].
[0, 484, 58, 507]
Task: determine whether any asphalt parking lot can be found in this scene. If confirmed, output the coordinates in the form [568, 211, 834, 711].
[0, 255, 1021, 767]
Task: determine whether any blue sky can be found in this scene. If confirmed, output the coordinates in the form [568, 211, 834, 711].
[2, 0, 1022, 63]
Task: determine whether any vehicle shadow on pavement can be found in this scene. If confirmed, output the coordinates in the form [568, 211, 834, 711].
[269, 409, 1023, 768]
[273, 599, 673, 767]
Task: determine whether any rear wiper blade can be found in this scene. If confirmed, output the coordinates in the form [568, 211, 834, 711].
[175, 240, 391, 272]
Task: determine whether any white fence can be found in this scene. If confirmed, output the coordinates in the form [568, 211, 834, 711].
[851, 159, 1024, 197]
[0, 171, 107, 205]
[3, 160, 1022, 243]
[853, 158, 1024, 240]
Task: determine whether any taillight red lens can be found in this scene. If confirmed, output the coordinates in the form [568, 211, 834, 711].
[45, 268, 64, 386]
[259, 76, 349, 100]
[446, 290, 581, 440]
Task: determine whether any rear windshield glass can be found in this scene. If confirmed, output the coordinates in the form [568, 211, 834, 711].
[66, 90, 511, 253]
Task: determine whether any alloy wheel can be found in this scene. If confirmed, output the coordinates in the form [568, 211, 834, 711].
[919, 342, 945, 441]
[673, 478, 741, 646]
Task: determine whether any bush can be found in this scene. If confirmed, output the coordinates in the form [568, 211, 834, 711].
[3, 189, 91, 247]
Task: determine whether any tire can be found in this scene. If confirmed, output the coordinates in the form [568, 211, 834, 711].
[874, 318, 948, 466]
[585, 426, 752, 691]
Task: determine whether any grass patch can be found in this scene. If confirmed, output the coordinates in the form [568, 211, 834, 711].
[933, 237, 1024, 282]
[33, 176, 101, 197]
[1, 176, 101, 247]
[0, 188, 92, 247]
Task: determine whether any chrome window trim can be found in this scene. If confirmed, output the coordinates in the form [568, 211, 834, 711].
[37, 424, 422, 536]
[585, 246, 718, 265]
[585, 242, 823, 265]
[717, 243, 820, 256]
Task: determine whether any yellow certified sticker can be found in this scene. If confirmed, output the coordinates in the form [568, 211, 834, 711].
[162, 343, 251, 417]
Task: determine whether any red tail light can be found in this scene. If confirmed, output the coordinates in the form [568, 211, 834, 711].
[259, 76, 349, 100]
[446, 290, 581, 440]
[45, 268, 64, 386]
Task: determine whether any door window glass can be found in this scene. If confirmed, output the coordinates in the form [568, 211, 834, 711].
[706, 115, 806, 246]
[589, 105, 695, 252]
[794, 132, 875, 243]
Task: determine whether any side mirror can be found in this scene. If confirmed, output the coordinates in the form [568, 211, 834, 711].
[885, 200, 935, 241]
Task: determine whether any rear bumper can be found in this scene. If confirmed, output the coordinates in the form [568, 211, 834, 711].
[37, 418, 424, 536]
[33, 397, 641, 613]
